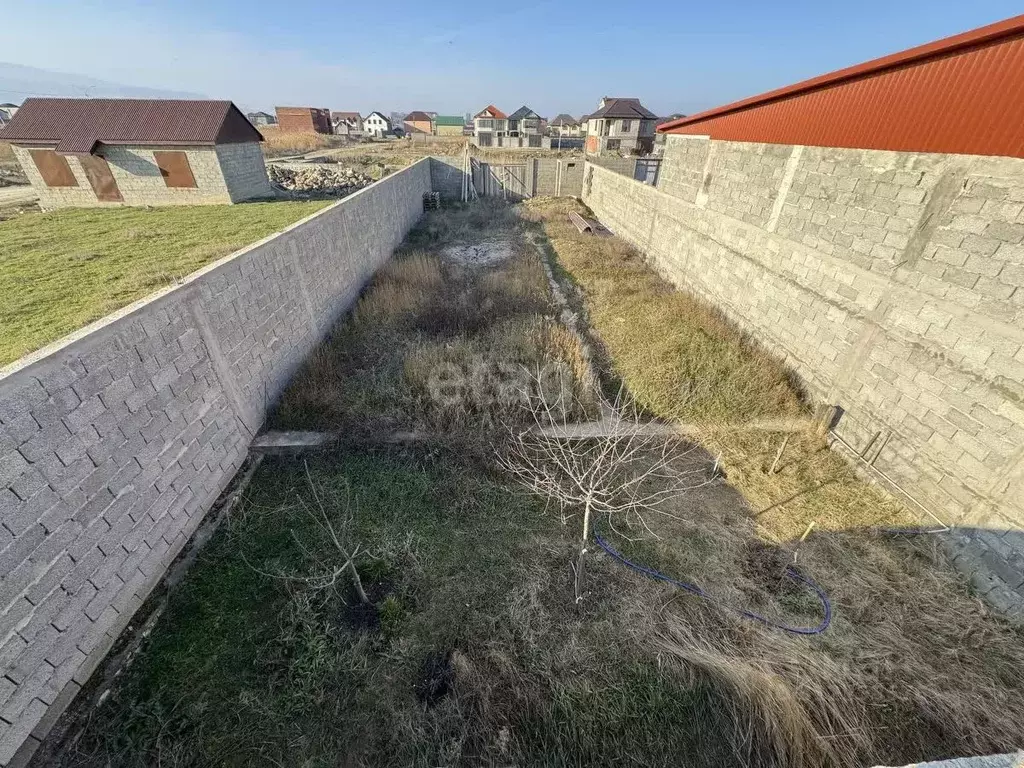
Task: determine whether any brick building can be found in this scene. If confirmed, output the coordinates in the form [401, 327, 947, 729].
[274, 106, 332, 134]
[0, 98, 274, 210]
[402, 111, 434, 135]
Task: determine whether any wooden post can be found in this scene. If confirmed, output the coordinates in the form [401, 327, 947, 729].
[769, 434, 790, 474]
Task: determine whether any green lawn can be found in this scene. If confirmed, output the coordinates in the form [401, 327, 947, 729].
[0, 201, 330, 366]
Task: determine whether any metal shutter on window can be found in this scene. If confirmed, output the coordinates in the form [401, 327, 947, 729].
[29, 149, 78, 187]
[153, 150, 197, 188]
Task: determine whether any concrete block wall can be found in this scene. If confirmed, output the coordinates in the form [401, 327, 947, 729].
[0, 159, 432, 765]
[429, 156, 467, 199]
[582, 138, 1024, 618]
[216, 142, 275, 202]
[532, 158, 584, 197]
[586, 155, 639, 178]
[12, 142, 272, 209]
[434, 156, 583, 200]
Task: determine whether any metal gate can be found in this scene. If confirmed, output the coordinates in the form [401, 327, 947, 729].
[634, 158, 661, 186]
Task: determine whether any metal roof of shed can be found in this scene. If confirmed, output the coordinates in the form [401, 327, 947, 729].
[0, 98, 261, 154]
[658, 14, 1024, 158]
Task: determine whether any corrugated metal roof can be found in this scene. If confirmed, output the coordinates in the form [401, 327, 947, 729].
[434, 115, 465, 126]
[659, 14, 1024, 158]
[0, 98, 261, 152]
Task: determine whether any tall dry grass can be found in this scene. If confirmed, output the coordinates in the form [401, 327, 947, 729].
[260, 126, 341, 157]
[272, 201, 599, 433]
[522, 195, 1024, 765]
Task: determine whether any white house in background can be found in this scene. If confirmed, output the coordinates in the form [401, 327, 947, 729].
[364, 112, 391, 137]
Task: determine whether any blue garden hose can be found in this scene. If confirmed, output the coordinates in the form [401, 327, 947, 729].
[593, 524, 832, 635]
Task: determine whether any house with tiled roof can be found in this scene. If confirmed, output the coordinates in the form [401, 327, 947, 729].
[550, 113, 582, 137]
[471, 104, 551, 149]
[584, 97, 658, 156]
[472, 105, 507, 146]
[0, 97, 273, 209]
[402, 111, 433, 134]
[506, 105, 546, 146]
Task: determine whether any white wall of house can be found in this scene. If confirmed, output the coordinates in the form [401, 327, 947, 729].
[364, 113, 390, 137]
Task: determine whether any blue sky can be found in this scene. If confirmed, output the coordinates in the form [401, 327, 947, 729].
[2, 0, 1021, 117]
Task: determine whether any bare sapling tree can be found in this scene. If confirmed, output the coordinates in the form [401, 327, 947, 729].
[243, 460, 369, 604]
[500, 376, 713, 603]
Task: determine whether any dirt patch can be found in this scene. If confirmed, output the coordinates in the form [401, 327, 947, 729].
[340, 600, 381, 632]
[442, 240, 515, 267]
[740, 539, 801, 599]
[414, 650, 455, 706]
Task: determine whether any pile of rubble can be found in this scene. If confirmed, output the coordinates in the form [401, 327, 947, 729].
[268, 164, 374, 198]
[0, 167, 27, 187]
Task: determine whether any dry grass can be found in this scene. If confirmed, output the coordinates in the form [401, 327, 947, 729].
[272, 199, 598, 433]
[522, 195, 1024, 765]
[47, 197, 1024, 768]
[260, 126, 345, 157]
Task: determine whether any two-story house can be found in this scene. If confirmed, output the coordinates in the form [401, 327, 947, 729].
[584, 97, 658, 156]
[472, 105, 508, 147]
[364, 111, 391, 138]
[472, 104, 551, 149]
[403, 111, 433, 135]
[331, 111, 363, 136]
[549, 114, 582, 137]
[506, 106, 546, 146]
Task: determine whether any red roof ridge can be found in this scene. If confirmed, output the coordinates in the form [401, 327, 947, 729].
[473, 104, 508, 120]
[659, 13, 1024, 133]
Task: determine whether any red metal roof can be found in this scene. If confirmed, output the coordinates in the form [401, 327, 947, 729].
[659, 14, 1024, 158]
[0, 98, 261, 154]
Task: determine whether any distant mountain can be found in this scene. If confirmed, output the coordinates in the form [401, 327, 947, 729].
[0, 62, 205, 104]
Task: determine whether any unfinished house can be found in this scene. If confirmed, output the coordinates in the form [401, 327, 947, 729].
[275, 106, 333, 134]
[549, 113, 582, 137]
[471, 104, 551, 149]
[584, 97, 658, 155]
[0, 98, 274, 209]
[246, 111, 277, 127]
[332, 111, 364, 136]
[472, 104, 508, 146]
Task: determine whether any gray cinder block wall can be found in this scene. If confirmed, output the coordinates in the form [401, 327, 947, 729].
[432, 156, 585, 200]
[582, 137, 1024, 617]
[0, 159, 432, 766]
